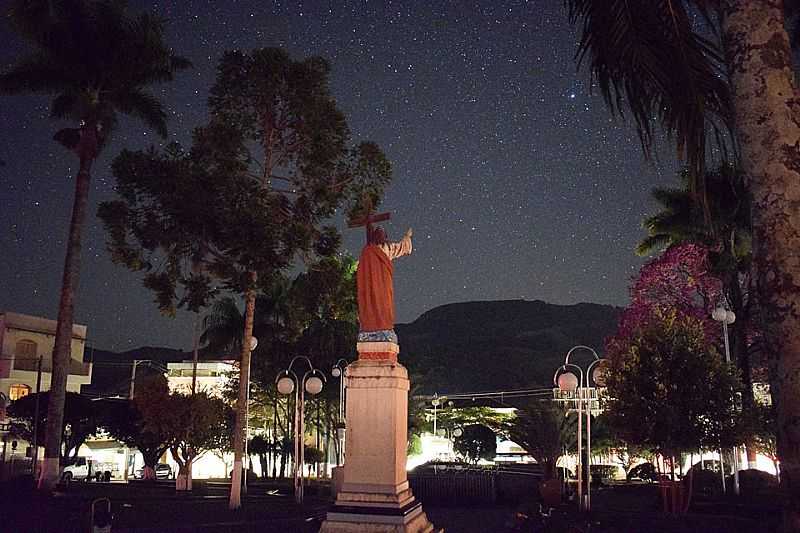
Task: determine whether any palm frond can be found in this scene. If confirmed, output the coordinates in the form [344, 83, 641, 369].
[566, 0, 733, 188]
[636, 234, 674, 256]
[0, 55, 72, 95]
[110, 88, 168, 137]
[3, 0, 187, 147]
[201, 297, 244, 355]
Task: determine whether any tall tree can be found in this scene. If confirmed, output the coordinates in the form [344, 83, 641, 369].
[102, 375, 174, 481]
[0, 0, 189, 490]
[565, 3, 800, 525]
[721, 5, 800, 528]
[100, 48, 391, 509]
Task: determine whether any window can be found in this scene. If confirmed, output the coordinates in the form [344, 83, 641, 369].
[9, 383, 31, 401]
[14, 340, 37, 358]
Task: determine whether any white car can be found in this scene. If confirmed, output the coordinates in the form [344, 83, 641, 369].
[62, 456, 116, 482]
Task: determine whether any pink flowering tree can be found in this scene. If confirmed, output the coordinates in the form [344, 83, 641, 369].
[603, 243, 755, 487]
[617, 243, 723, 342]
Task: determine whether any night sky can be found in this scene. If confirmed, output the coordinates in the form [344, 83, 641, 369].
[0, 0, 677, 351]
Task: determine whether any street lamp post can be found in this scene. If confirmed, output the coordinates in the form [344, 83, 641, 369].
[431, 393, 440, 436]
[331, 359, 348, 466]
[276, 356, 325, 504]
[125, 359, 147, 482]
[712, 305, 740, 496]
[553, 346, 606, 512]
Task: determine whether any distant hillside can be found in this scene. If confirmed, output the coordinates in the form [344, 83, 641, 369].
[82, 300, 621, 398]
[396, 300, 622, 395]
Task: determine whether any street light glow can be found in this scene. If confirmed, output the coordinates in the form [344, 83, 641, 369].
[276, 376, 294, 395]
[305, 376, 324, 395]
[558, 372, 579, 392]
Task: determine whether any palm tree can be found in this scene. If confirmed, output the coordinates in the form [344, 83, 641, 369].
[201, 297, 247, 356]
[201, 279, 295, 359]
[637, 165, 751, 260]
[0, 0, 189, 490]
[565, 2, 800, 527]
[639, 167, 751, 257]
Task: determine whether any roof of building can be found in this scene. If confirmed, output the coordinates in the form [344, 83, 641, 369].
[1, 311, 87, 340]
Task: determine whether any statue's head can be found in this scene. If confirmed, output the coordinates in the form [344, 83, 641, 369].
[369, 225, 387, 245]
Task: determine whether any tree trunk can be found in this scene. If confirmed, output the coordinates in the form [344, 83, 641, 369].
[259, 453, 267, 479]
[229, 272, 257, 510]
[721, 2, 800, 529]
[176, 461, 192, 491]
[279, 449, 287, 479]
[272, 399, 278, 479]
[38, 132, 95, 491]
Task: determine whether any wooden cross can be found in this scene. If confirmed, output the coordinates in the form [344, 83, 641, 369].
[347, 196, 390, 244]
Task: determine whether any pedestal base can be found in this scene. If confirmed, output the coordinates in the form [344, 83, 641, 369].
[320, 499, 436, 533]
[320, 356, 438, 532]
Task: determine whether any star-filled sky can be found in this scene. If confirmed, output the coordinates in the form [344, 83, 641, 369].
[0, 0, 677, 351]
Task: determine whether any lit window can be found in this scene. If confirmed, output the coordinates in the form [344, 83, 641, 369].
[9, 383, 31, 401]
[15, 340, 37, 358]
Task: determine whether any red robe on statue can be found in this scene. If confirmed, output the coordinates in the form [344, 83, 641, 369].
[357, 244, 395, 332]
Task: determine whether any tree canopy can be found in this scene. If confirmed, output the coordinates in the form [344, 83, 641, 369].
[604, 309, 744, 458]
[7, 391, 105, 464]
[453, 424, 497, 464]
[98, 48, 390, 316]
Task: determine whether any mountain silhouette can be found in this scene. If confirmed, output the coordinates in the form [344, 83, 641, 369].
[396, 299, 621, 395]
[82, 299, 621, 398]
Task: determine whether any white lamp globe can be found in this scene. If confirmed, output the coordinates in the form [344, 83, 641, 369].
[558, 372, 579, 392]
[725, 310, 736, 324]
[431, 398, 440, 407]
[712, 307, 727, 322]
[331, 367, 341, 378]
[453, 427, 463, 438]
[305, 376, 324, 395]
[276, 376, 294, 395]
[592, 365, 607, 387]
[249, 336, 258, 351]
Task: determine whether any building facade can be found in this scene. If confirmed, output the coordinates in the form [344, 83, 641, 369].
[0, 311, 93, 476]
[0, 312, 92, 420]
[166, 360, 235, 397]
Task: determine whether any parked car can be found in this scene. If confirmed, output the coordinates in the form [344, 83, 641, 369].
[134, 463, 173, 480]
[62, 456, 115, 482]
[627, 462, 669, 483]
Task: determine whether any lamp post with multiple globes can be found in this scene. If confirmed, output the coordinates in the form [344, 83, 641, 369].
[276, 356, 325, 504]
[553, 345, 606, 512]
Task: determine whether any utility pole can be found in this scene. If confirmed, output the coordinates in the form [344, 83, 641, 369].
[129, 360, 142, 400]
[191, 313, 199, 395]
[124, 359, 141, 483]
[31, 356, 43, 481]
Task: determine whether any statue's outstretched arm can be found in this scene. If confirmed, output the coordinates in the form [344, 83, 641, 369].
[380, 228, 413, 260]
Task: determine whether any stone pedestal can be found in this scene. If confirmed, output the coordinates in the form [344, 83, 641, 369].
[320, 344, 436, 532]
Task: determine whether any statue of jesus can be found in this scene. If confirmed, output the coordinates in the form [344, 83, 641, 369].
[356, 225, 413, 341]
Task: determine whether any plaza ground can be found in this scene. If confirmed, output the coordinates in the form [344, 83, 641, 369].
[0, 478, 783, 532]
